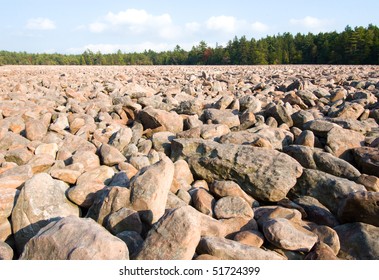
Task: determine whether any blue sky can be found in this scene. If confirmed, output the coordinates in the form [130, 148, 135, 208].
[1, 0, 378, 54]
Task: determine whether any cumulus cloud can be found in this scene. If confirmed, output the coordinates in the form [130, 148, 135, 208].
[289, 16, 333, 31]
[88, 22, 107, 33]
[26, 18, 56, 30]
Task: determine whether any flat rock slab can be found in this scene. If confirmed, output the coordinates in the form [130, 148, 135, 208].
[171, 138, 303, 202]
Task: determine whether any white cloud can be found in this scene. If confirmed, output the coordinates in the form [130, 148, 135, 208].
[289, 16, 332, 31]
[89, 22, 107, 33]
[251, 21, 269, 33]
[185, 22, 201, 32]
[26, 18, 56, 30]
[206, 16, 240, 33]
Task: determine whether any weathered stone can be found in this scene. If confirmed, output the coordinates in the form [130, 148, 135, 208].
[20, 216, 129, 260]
[214, 196, 253, 219]
[356, 174, 379, 192]
[25, 119, 47, 141]
[196, 236, 285, 260]
[106, 207, 142, 235]
[293, 196, 339, 228]
[67, 166, 114, 208]
[210, 180, 258, 207]
[0, 165, 33, 189]
[220, 125, 293, 150]
[191, 188, 215, 216]
[202, 108, 240, 128]
[292, 169, 366, 215]
[263, 218, 318, 252]
[0, 219, 12, 242]
[200, 124, 230, 140]
[109, 127, 133, 153]
[234, 230, 265, 247]
[5, 148, 33, 165]
[35, 143, 59, 158]
[136, 206, 201, 260]
[266, 103, 293, 127]
[353, 147, 379, 177]
[130, 155, 174, 224]
[326, 127, 365, 161]
[12, 173, 80, 252]
[138, 106, 183, 133]
[0, 188, 19, 220]
[173, 159, 194, 185]
[308, 224, 340, 255]
[171, 138, 302, 202]
[86, 186, 131, 226]
[71, 150, 100, 172]
[152, 131, 175, 156]
[50, 168, 82, 184]
[338, 191, 379, 226]
[334, 222, 379, 260]
[305, 242, 339, 260]
[294, 130, 315, 147]
[283, 145, 317, 169]
[28, 154, 55, 174]
[99, 143, 126, 166]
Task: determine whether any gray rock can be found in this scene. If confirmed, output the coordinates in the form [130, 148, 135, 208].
[12, 173, 80, 253]
[353, 147, 379, 177]
[196, 236, 285, 260]
[214, 196, 253, 219]
[292, 169, 366, 215]
[334, 222, 379, 260]
[172, 138, 302, 202]
[20, 216, 129, 260]
[202, 108, 240, 128]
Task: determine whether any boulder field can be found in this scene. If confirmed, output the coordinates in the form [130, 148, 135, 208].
[0, 65, 378, 260]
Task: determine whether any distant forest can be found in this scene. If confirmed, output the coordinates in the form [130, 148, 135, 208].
[1, 25, 378, 65]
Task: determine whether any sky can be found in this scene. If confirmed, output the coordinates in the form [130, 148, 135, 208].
[1, 0, 378, 54]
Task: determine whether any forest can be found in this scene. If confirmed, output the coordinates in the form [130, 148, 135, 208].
[0, 25, 378, 65]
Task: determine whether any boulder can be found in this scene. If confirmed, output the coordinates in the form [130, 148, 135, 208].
[130, 155, 174, 224]
[292, 169, 366, 215]
[11, 173, 80, 253]
[262, 218, 318, 252]
[334, 222, 379, 260]
[326, 127, 364, 161]
[338, 191, 379, 226]
[25, 119, 47, 141]
[191, 188, 215, 216]
[136, 206, 201, 260]
[210, 180, 258, 207]
[99, 143, 126, 166]
[196, 236, 285, 260]
[171, 139, 302, 202]
[137, 106, 183, 133]
[20, 216, 129, 260]
[214, 196, 253, 219]
[353, 147, 379, 177]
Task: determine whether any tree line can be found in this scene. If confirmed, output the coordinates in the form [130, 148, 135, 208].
[1, 25, 378, 65]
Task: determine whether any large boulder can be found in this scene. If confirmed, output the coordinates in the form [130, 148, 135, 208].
[130, 155, 174, 224]
[11, 173, 80, 253]
[196, 236, 285, 260]
[292, 169, 366, 215]
[353, 147, 379, 177]
[137, 106, 183, 133]
[20, 216, 129, 260]
[171, 139, 303, 202]
[135, 206, 201, 260]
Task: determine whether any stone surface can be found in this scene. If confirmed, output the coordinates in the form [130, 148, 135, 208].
[233, 230, 265, 247]
[130, 155, 174, 224]
[292, 169, 366, 215]
[262, 218, 318, 252]
[334, 222, 379, 260]
[191, 188, 215, 216]
[20, 216, 129, 260]
[0, 188, 19, 220]
[210, 180, 258, 207]
[171, 138, 302, 202]
[99, 143, 126, 166]
[214, 196, 254, 219]
[353, 147, 379, 177]
[196, 236, 285, 260]
[337, 191, 379, 226]
[106, 207, 142, 235]
[11, 173, 80, 252]
[136, 206, 201, 260]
